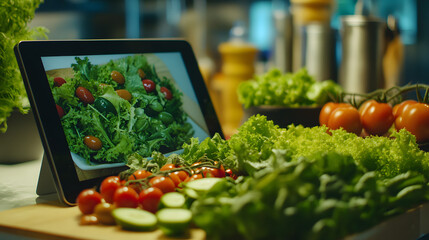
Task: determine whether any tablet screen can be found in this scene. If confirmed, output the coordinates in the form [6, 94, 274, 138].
[41, 53, 211, 182]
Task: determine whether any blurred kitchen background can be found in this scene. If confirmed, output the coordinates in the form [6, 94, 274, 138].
[30, 0, 426, 136]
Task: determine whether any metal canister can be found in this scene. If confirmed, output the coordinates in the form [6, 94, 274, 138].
[339, 15, 386, 93]
[292, 23, 336, 81]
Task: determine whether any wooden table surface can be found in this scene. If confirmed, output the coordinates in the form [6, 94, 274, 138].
[0, 203, 205, 240]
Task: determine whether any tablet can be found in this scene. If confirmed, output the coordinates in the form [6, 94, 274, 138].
[14, 39, 223, 205]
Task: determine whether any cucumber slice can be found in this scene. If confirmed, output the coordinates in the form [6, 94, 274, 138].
[185, 178, 225, 193]
[160, 192, 186, 208]
[112, 208, 157, 231]
[156, 208, 192, 236]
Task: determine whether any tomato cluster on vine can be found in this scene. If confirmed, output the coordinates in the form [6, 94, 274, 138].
[76, 160, 237, 225]
[319, 84, 429, 143]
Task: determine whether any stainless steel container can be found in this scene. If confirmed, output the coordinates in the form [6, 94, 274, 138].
[292, 23, 335, 82]
[339, 15, 385, 93]
[273, 10, 293, 73]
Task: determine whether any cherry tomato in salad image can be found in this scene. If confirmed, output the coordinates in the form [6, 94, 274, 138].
[100, 176, 121, 204]
[160, 87, 173, 100]
[138, 68, 146, 79]
[327, 107, 362, 135]
[160, 164, 189, 181]
[149, 176, 176, 193]
[113, 186, 139, 208]
[115, 89, 132, 101]
[319, 102, 353, 126]
[75, 86, 95, 104]
[84, 136, 102, 151]
[111, 70, 125, 84]
[185, 173, 203, 182]
[56, 104, 65, 118]
[53, 77, 66, 87]
[395, 102, 429, 142]
[168, 173, 182, 187]
[76, 189, 103, 214]
[359, 100, 394, 136]
[225, 169, 238, 180]
[139, 187, 163, 213]
[142, 79, 156, 93]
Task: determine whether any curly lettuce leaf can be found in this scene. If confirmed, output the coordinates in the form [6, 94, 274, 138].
[0, 0, 47, 132]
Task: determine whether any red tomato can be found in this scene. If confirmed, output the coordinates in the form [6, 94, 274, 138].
[192, 162, 225, 178]
[395, 103, 429, 142]
[76, 189, 103, 214]
[75, 86, 95, 104]
[128, 170, 152, 181]
[328, 107, 362, 135]
[113, 186, 139, 208]
[142, 79, 156, 93]
[319, 102, 353, 126]
[168, 173, 182, 187]
[160, 163, 176, 171]
[225, 169, 237, 180]
[160, 163, 189, 181]
[111, 70, 125, 84]
[160, 87, 173, 100]
[172, 170, 189, 182]
[56, 104, 65, 118]
[392, 100, 418, 118]
[185, 173, 203, 182]
[83, 136, 102, 150]
[359, 100, 394, 136]
[139, 187, 163, 213]
[54, 77, 66, 87]
[100, 176, 121, 204]
[149, 176, 176, 193]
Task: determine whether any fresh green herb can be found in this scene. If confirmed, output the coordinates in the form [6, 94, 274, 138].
[0, 0, 47, 132]
[237, 68, 342, 108]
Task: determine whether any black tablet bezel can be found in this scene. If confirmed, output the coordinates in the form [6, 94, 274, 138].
[14, 39, 223, 205]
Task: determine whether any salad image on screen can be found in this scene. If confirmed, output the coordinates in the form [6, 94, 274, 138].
[46, 54, 195, 169]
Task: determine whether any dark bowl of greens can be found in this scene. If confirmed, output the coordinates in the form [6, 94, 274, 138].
[238, 68, 342, 128]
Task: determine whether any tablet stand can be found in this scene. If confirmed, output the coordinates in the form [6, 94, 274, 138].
[36, 153, 59, 199]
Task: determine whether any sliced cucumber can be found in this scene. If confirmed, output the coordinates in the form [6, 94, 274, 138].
[156, 208, 192, 236]
[112, 208, 157, 231]
[160, 192, 186, 208]
[185, 178, 225, 193]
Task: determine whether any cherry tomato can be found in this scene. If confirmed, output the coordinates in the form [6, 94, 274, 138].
[319, 102, 353, 126]
[113, 186, 139, 208]
[100, 176, 121, 203]
[149, 176, 175, 193]
[80, 214, 99, 225]
[327, 107, 362, 135]
[192, 162, 225, 178]
[115, 89, 132, 101]
[395, 103, 429, 142]
[76, 189, 103, 214]
[94, 202, 116, 225]
[160, 87, 173, 100]
[142, 79, 156, 93]
[168, 173, 182, 187]
[54, 77, 66, 87]
[392, 100, 418, 118]
[111, 70, 125, 84]
[75, 86, 95, 104]
[128, 169, 152, 181]
[84, 135, 102, 150]
[171, 170, 189, 182]
[138, 69, 146, 79]
[139, 187, 163, 213]
[225, 169, 237, 180]
[185, 173, 203, 182]
[359, 100, 394, 136]
[56, 104, 65, 118]
[160, 164, 189, 181]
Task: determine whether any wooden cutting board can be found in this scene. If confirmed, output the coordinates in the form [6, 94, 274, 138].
[0, 203, 205, 240]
